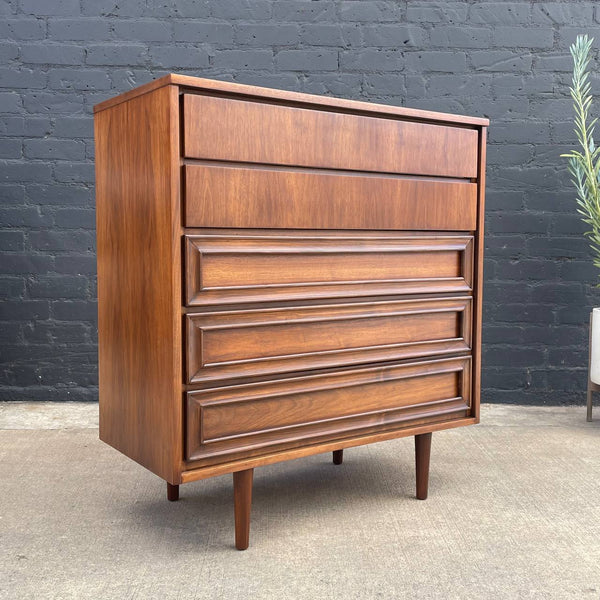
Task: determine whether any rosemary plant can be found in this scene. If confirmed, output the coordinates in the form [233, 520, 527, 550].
[562, 35, 600, 279]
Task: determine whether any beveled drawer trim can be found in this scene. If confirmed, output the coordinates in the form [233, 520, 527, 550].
[186, 296, 472, 384]
[184, 164, 478, 230]
[183, 94, 479, 178]
[185, 232, 474, 306]
[186, 356, 471, 462]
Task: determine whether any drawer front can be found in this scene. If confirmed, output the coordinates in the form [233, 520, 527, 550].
[185, 232, 474, 306]
[186, 297, 471, 384]
[186, 356, 471, 462]
[183, 94, 478, 178]
[184, 165, 477, 230]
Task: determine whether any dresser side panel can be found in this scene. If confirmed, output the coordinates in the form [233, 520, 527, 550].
[95, 85, 182, 483]
[471, 126, 487, 422]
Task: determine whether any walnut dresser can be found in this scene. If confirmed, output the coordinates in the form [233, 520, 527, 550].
[94, 74, 488, 550]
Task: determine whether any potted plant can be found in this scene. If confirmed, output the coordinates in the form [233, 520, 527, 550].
[562, 35, 600, 415]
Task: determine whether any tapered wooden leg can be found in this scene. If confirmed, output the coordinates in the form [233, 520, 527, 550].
[588, 388, 593, 422]
[415, 432, 432, 500]
[233, 469, 253, 551]
[333, 449, 343, 465]
[167, 482, 179, 502]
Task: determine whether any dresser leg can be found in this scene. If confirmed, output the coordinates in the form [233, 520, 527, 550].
[233, 468, 254, 550]
[167, 482, 179, 502]
[333, 449, 343, 465]
[415, 432, 432, 500]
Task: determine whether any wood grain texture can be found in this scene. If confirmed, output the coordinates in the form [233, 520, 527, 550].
[471, 127, 487, 423]
[186, 297, 472, 384]
[183, 95, 479, 178]
[415, 433, 432, 500]
[94, 76, 487, 530]
[184, 164, 477, 231]
[94, 74, 489, 127]
[185, 232, 474, 306]
[181, 417, 477, 483]
[186, 356, 471, 464]
[95, 84, 183, 484]
[233, 469, 253, 551]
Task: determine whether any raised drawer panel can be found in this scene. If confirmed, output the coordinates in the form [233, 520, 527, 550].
[183, 95, 478, 178]
[186, 297, 471, 384]
[184, 165, 477, 231]
[185, 233, 474, 306]
[186, 356, 471, 462]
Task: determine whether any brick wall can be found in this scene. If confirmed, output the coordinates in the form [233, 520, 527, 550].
[1, 1, 599, 403]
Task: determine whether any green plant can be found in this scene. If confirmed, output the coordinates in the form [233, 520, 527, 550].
[563, 35, 600, 278]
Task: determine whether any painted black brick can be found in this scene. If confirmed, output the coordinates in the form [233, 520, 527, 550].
[1, 0, 599, 404]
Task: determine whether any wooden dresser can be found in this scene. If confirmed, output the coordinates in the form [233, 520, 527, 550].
[94, 74, 488, 550]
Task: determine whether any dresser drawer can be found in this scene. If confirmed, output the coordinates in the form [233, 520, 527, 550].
[183, 94, 478, 178]
[185, 232, 474, 306]
[184, 164, 477, 231]
[186, 297, 471, 384]
[186, 356, 471, 463]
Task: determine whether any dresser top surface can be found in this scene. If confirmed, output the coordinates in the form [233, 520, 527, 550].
[93, 73, 489, 128]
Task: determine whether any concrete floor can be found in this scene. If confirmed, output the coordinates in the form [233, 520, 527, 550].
[1, 403, 600, 600]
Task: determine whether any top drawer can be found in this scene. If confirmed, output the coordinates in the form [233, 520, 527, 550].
[183, 95, 479, 179]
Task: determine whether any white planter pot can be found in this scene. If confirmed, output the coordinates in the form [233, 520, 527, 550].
[591, 308, 600, 384]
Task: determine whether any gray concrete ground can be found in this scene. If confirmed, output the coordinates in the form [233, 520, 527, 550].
[1, 403, 600, 600]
